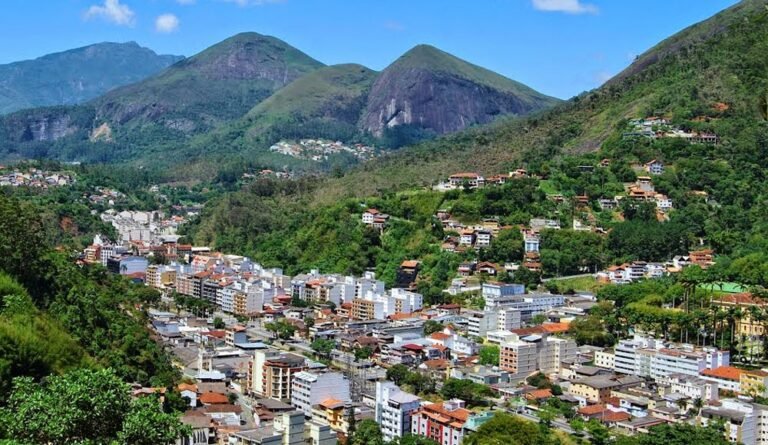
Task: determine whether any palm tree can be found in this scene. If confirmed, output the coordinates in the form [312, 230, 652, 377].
[676, 398, 688, 414]
[693, 397, 704, 416]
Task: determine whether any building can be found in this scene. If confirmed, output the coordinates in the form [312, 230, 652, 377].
[594, 350, 615, 370]
[481, 282, 525, 308]
[612, 335, 729, 379]
[568, 375, 644, 403]
[230, 411, 337, 445]
[291, 372, 350, 417]
[449, 173, 485, 189]
[106, 255, 148, 276]
[375, 382, 422, 442]
[465, 310, 498, 339]
[500, 335, 538, 377]
[645, 160, 664, 175]
[713, 293, 768, 336]
[742, 370, 768, 398]
[250, 350, 306, 401]
[411, 399, 471, 445]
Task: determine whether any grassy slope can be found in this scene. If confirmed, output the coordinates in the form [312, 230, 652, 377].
[245, 63, 377, 126]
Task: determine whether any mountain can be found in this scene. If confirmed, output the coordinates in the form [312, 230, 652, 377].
[0, 42, 182, 115]
[93, 32, 324, 132]
[359, 44, 560, 137]
[0, 35, 554, 165]
[307, 0, 768, 200]
[242, 63, 377, 137]
[186, 0, 768, 297]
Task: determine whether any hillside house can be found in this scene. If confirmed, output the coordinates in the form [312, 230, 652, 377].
[449, 173, 485, 189]
[645, 160, 664, 175]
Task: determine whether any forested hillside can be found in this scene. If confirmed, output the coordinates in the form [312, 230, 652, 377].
[185, 0, 768, 299]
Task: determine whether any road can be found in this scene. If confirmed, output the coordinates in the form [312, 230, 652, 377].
[541, 273, 595, 283]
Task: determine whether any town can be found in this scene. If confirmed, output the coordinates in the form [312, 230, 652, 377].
[269, 139, 378, 162]
[77, 220, 768, 445]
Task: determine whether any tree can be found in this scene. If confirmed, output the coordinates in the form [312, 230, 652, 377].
[440, 378, 492, 407]
[531, 314, 548, 326]
[478, 344, 500, 366]
[633, 422, 732, 445]
[423, 319, 444, 335]
[264, 320, 297, 340]
[213, 316, 226, 329]
[311, 339, 336, 359]
[354, 346, 373, 361]
[0, 368, 188, 444]
[463, 412, 554, 445]
[349, 419, 383, 445]
[393, 434, 439, 445]
[386, 364, 410, 386]
[586, 419, 611, 445]
[118, 396, 191, 445]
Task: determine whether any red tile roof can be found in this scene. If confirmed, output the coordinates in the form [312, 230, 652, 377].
[579, 404, 607, 416]
[526, 389, 553, 400]
[199, 392, 229, 405]
[702, 366, 743, 381]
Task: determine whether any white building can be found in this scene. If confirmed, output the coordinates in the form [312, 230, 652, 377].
[465, 310, 498, 339]
[594, 350, 616, 370]
[482, 282, 525, 308]
[291, 372, 350, 417]
[375, 382, 422, 442]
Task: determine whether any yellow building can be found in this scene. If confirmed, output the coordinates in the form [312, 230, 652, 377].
[311, 398, 347, 433]
[713, 293, 767, 337]
[741, 369, 768, 397]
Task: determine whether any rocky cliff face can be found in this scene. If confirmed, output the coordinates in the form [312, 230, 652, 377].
[359, 45, 558, 137]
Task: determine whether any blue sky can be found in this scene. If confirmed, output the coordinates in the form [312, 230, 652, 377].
[0, 0, 739, 99]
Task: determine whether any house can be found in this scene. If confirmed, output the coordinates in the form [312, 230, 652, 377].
[474, 230, 492, 248]
[689, 249, 715, 269]
[459, 229, 475, 247]
[411, 399, 472, 445]
[449, 173, 485, 189]
[645, 160, 664, 175]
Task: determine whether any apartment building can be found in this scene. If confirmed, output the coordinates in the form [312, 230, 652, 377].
[538, 337, 578, 373]
[375, 382, 422, 442]
[612, 335, 729, 379]
[594, 350, 615, 370]
[291, 372, 350, 417]
[698, 399, 768, 445]
[230, 411, 337, 445]
[658, 373, 719, 401]
[465, 310, 498, 338]
[411, 399, 471, 445]
[250, 350, 306, 402]
[481, 282, 525, 308]
[497, 307, 523, 331]
[500, 335, 538, 377]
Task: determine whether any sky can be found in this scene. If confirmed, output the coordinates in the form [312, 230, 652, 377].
[0, 0, 740, 99]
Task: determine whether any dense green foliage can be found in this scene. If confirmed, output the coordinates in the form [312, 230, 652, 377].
[0, 368, 188, 444]
[0, 194, 178, 394]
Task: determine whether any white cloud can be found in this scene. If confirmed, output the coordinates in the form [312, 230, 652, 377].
[155, 14, 180, 33]
[383, 20, 405, 32]
[223, 0, 285, 6]
[594, 70, 613, 84]
[532, 0, 598, 15]
[84, 0, 136, 26]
